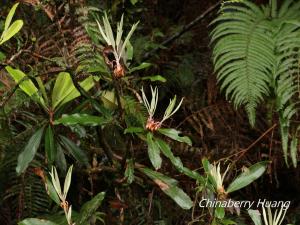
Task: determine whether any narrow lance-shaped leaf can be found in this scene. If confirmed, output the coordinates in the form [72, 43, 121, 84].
[146, 132, 162, 170]
[16, 127, 45, 175]
[158, 128, 192, 146]
[0, 20, 23, 45]
[155, 138, 202, 180]
[59, 135, 89, 166]
[5, 66, 45, 106]
[45, 125, 56, 164]
[50, 166, 62, 199]
[139, 167, 193, 210]
[76, 192, 105, 225]
[4, 3, 20, 31]
[226, 161, 268, 193]
[118, 21, 139, 61]
[63, 165, 73, 199]
[18, 218, 58, 225]
[45, 177, 60, 205]
[248, 210, 262, 225]
[54, 114, 110, 126]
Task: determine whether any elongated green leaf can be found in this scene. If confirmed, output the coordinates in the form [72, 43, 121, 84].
[130, 0, 138, 5]
[60, 76, 95, 107]
[248, 210, 262, 225]
[59, 135, 89, 166]
[5, 66, 45, 105]
[4, 3, 19, 31]
[290, 136, 298, 168]
[54, 114, 110, 126]
[124, 127, 144, 134]
[158, 128, 192, 145]
[45, 177, 60, 205]
[124, 159, 134, 184]
[0, 20, 23, 45]
[215, 206, 225, 219]
[18, 218, 58, 225]
[45, 125, 56, 164]
[76, 192, 105, 225]
[63, 165, 73, 199]
[139, 167, 193, 209]
[142, 75, 166, 82]
[226, 161, 268, 193]
[16, 127, 44, 175]
[52, 73, 94, 110]
[155, 138, 183, 169]
[55, 143, 67, 174]
[129, 62, 151, 73]
[146, 132, 162, 170]
[52, 72, 75, 109]
[155, 138, 201, 180]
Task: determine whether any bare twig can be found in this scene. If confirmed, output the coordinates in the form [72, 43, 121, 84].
[143, 1, 221, 60]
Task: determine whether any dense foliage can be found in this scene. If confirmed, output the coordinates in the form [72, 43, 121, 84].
[0, 0, 300, 224]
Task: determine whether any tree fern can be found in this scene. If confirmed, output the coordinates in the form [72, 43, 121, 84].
[211, 0, 300, 166]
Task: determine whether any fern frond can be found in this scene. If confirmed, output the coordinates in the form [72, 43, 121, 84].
[211, 1, 273, 126]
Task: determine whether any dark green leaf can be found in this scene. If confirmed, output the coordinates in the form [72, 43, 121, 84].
[146, 132, 162, 170]
[129, 62, 151, 73]
[55, 143, 67, 174]
[16, 127, 44, 175]
[139, 167, 193, 210]
[124, 127, 144, 134]
[226, 161, 268, 193]
[18, 218, 58, 225]
[124, 159, 134, 184]
[54, 113, 110, 126]
[45, 125, 56, 164]
[142, 75, 166, 82]
[158, 128, 192, 146]
[215, 206, 225, 219]
[59, 135, 89, 166]
[76, 192, 105, 225]
[45, 177, 60, 205]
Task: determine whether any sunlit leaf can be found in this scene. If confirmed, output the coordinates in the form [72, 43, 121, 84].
[0, 20, 23, 45]
[52, 73, 94, 110]
[4, 3, 19, 31]
[5, 66, 45, 106]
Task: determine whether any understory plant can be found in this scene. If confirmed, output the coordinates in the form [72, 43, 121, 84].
[198, 159, 268, 224]
[211, 0, 300, 166]
[248, 206, 292, 225]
